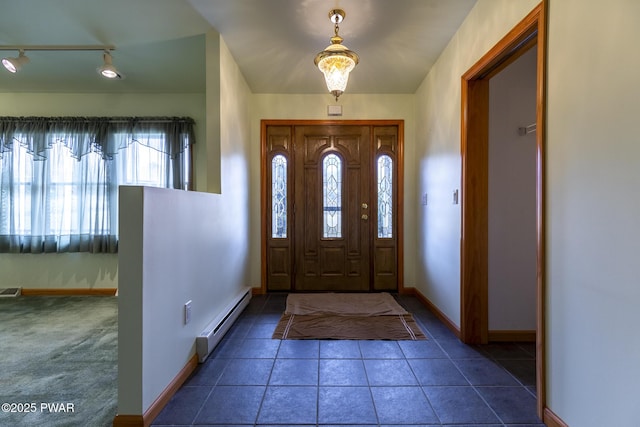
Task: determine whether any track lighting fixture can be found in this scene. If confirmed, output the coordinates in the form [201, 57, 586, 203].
[97, 51, 122, 79]
[2, 50, 30, 73]
[0, 45, 121, 79]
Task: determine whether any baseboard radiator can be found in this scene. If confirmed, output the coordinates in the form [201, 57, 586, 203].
[196, 287, 251, 363]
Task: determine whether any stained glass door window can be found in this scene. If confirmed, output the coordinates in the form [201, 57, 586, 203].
[271, 154, 287, 238]
[322, 153, 342, 238]
[377, 154, 393, 238]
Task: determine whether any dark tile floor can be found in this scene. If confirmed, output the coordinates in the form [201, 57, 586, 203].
[152, 293, 544, 427]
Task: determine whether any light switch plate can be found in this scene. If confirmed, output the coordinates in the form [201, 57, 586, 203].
[184, 300, 192, 325]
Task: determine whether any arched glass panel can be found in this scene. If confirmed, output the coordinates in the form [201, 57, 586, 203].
[271, 154, 287, 238]
[323, 153, 342, 238]
[377, 155, 393, 238]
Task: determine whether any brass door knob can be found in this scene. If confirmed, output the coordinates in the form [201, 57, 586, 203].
[361, 203, 368, 209]
[361, 214, 368, 220]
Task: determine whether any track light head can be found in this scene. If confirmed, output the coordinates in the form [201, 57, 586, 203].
[98, 51, 122, 79]
[2, 50, 30, 73]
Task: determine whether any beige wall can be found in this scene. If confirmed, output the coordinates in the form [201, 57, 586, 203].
[546, 0, 640, 425]
[249, 94, 416, 289]
[414, 0, 540, 325]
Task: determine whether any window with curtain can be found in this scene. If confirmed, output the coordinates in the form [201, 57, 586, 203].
[0, 116, 195, 254]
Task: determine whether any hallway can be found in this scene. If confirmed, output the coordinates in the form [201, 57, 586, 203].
[152, 293, 543, 426]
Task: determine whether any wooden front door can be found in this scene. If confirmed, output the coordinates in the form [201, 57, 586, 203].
[293, 125, 371, 291]
[263, 121, 401, 292]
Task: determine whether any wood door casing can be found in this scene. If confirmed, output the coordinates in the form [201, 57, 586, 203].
[263, 121, 402, 293]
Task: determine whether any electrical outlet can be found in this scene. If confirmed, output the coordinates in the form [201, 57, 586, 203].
[453, 189, 459, 205]
[184, 300, 192, 325]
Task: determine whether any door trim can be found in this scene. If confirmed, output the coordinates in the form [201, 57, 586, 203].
[459, 2, 546, 419]
[260, 119, 404, 294]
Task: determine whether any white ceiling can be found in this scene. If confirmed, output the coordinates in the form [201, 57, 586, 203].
[0, 0, 477, 95]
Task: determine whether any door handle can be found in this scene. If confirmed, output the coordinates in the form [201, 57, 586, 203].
[361, 214, 368, 220]
[362, 203, 368, 209]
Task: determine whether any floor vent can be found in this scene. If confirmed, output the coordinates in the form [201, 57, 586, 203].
[0, 288, 22, 297]
[196, 287, 251, 363]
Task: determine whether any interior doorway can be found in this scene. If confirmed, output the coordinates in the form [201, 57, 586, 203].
[260, 120, 404, 293]
[459, 2, 546, 419]
[487, 45, 538, 342]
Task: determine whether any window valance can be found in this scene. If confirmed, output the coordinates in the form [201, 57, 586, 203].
[0, 116, 195, 253]
[0, 116, 195, 161]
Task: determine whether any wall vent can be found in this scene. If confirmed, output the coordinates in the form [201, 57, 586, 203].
[0, 288, 21, 297]
[196, 287, 251, 362]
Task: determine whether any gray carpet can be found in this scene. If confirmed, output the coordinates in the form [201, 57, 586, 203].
[0, 296, 117, 427]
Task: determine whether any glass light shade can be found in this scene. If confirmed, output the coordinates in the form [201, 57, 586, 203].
[318, 54, 355, 94]
[315, 40, 358, 100]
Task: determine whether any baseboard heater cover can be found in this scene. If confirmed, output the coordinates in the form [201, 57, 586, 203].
[196, 287, 251, 363]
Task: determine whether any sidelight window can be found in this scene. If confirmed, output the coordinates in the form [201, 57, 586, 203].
[271, 154, 287, 238]
[322, 153, 342, 238]
[377, 154, 393, 238]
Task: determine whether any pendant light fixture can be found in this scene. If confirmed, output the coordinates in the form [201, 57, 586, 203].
[314, 9, 359, 101]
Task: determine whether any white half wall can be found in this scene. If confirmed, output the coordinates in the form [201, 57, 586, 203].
[546, 0, 640, 425]
[488, 47, 537, 331]
[117, 32, 252, 417]
[414, 0, 540, 326]
[117, 186, 250, 414]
